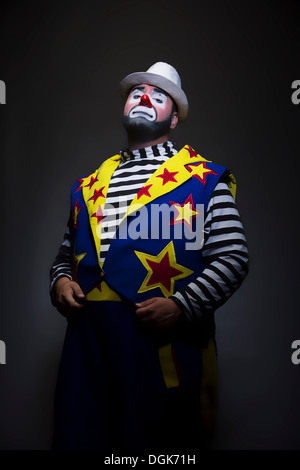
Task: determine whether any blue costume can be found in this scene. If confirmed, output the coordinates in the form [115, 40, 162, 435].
[52, 145, 237, 451]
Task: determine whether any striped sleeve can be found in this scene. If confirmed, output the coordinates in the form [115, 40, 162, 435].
[49, 220, 74, 303]
[170, 181, 249, 321]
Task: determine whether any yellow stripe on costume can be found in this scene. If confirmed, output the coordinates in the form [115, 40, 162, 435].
[199, 338, 218, 437]
[158, 343, 180, 388]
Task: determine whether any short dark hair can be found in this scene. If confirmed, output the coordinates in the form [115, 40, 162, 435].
[171, 99, 178, 115]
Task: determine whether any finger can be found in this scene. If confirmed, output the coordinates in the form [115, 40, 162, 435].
[71, 282, 85, 299]
[135, 306, 159, 322]
[135, 306, 151, 318]
[63, 291, 85, 309]
[135, 298, 157, 308]
[135, 303, 154, 314]
[136, 311, 155, 324]
[68, 298, 85, 309]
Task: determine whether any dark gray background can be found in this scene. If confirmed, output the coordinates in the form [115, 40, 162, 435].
[0, 0, 299, 450]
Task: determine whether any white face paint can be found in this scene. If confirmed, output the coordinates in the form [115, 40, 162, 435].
[128, 87, 168, 108]
[126, 86, 170, 122]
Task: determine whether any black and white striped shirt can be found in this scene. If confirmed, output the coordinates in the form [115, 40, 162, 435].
[170, 180, 248, 320]
[100, 141, 177, 263]
[50, 142, 249, 320]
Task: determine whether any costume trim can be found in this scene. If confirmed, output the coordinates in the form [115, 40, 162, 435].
[82, 154, 123, 268]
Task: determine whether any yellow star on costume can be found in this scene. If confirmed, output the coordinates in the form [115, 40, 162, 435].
[74, 252, 87, 272]
[185, 161, 218, 185]
[73, 199, 84, 228]
[134, 241, 193, 298]
[169, 194, 202, 233]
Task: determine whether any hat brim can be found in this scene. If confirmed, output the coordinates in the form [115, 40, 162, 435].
[119, 72, 188, 122]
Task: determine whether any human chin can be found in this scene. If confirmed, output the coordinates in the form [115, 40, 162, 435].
[122, 114, 173, 143]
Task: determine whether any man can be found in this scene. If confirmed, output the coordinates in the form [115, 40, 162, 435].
[50, 62, 249, 451]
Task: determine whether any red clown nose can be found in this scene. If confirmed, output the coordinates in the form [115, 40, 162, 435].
[139, 94, 152, 108]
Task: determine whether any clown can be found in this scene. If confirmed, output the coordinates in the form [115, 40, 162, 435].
[123, 84, 179, 145]
[50, 62, 249, 451]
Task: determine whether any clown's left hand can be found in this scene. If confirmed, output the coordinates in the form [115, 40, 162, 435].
[135, 297, 186, 331]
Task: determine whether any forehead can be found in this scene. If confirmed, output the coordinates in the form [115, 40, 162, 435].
[130, 84, 168, 96]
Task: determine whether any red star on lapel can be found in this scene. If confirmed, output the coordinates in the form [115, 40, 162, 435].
[185, 146, 199, 159]
[85, 175, 99, 190]
[137, 184, 152, 199]
[156, 168, 179, 185]
[91, 205, 104, 224]
[88, 186, 105, 204]
[75, 178, 85, 193]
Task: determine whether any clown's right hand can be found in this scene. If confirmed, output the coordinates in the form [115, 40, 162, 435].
[54, 277, 86, 318]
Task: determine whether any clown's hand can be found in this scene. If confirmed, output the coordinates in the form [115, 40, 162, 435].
[54, 277, 85, 318]
[135, 297, 186, 331]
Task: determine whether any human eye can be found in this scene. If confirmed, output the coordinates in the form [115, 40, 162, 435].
[152, 92, 167, 105]
[132, 89, 142, 100]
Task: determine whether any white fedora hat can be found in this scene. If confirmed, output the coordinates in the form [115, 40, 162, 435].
[119, 62, 189, 122]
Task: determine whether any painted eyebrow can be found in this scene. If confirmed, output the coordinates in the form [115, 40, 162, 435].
[131, 86, 167, 96]
[153, 87, 167, 96]
[131, 86, 145, 93]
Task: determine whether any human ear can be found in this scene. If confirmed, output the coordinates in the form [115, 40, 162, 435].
[170, 112, 179, 130]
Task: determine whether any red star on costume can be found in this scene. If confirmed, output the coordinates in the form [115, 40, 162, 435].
[91, 205, 104, 225]
[88, 186, 105, 204]
[135, 242, 193, 297]
[185, 162, 218, 185]
[169, 194, 202, 233]
[75, 178, 85, 193]
[185, 145, 199, 159]
[73, 199, 84, 228]
[146, 253, 183, 292]
[137, 184, 152, 200]
[85, 175, 99, 190]
[95, 282, 102, 292]
[156, 168, 179, 185]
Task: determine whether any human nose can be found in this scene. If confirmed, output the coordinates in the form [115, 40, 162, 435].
[139, 94, 152, 108]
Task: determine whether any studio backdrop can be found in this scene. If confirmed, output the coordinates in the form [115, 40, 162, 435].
[0, 0, 299, 450]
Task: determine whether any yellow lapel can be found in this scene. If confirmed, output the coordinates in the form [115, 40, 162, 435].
[227, 172, 237, 200]
[81, 145, 220, 268]
[123, 145, 209, 219]
[82, 154, 123, 268]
